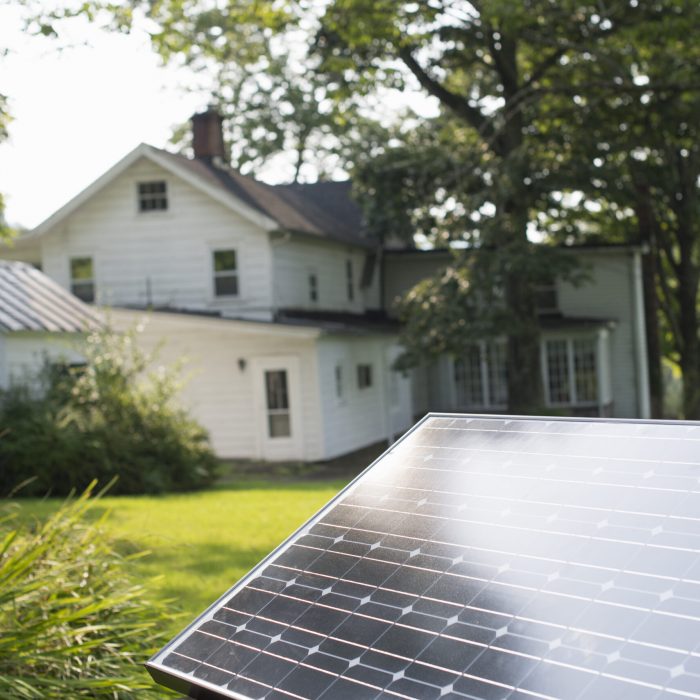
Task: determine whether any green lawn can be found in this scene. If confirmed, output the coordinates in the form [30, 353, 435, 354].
[13, 478, 348, 638]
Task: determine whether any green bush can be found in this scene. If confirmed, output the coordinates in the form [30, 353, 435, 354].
[0, 325, 218, 496]
[0, 483, 172, 698]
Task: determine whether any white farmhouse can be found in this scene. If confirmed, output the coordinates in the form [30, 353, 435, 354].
[4, 109, 650, 461]
[0, 260, 96, 387]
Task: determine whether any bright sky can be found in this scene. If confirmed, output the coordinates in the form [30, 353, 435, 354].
[0, 6, 207, 229]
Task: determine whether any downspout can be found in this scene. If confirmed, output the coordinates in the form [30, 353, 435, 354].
[631, 250, 651, 418]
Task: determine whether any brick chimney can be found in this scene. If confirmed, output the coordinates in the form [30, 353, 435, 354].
[192, 107, 225, 161]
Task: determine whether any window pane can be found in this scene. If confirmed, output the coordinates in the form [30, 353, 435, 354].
[268, 413, 291, 438]
[487, 342, 508, 406]
[71, 281, 94, 303]
[454, 345, 483, 406]
[265, 371, 289, 411]
[574, 339, 597, 403]
[214, 250, 237, 272]
[309, 273, 318, 302]
[70, 257, 93, 281]
[546, 340, 570, 404]
[214, 275, 238, 297]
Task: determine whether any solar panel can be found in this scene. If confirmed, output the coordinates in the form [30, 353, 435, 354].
[147, 414, 700, 700]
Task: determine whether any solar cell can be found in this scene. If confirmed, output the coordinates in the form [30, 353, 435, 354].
[147, 414, 700, 699]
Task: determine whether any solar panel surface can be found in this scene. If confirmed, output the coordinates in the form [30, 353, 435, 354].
[147, 414, 700, 700]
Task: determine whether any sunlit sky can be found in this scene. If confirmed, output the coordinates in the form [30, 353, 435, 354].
[0, 6, 208, 229]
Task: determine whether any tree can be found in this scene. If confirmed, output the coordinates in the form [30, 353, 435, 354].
[313, 1, 652, 412]
[535, 3, 700, 417]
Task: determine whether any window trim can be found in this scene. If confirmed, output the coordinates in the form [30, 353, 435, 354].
[542, 335, 599, 407]
[211, 248, 240, 299]
[137, 180, 168, 213]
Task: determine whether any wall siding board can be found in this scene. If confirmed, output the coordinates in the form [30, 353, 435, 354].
[316, 336, 413, 459]
[110, 310, 324, 460]
[40, 158, 274, 319]
[271, 236, 368, 313]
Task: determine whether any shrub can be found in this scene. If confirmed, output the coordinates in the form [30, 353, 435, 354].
[0, 325, 218, 496]
[0, 483, 172, 698]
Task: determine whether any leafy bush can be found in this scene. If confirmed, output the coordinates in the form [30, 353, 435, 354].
[0, 325, 218, 496]
[0, 483, 172, 698]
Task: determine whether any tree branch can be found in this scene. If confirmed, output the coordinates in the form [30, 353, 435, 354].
[399, 48, 493, 140]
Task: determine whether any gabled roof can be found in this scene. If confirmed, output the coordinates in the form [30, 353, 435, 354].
[29, 143, 373, 248]
[0, 261, 99, 333]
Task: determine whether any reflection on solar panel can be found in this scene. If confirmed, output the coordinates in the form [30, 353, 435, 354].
[147, 414, 700, 699]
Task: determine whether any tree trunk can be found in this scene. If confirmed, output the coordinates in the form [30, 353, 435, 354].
[633, 183, 663, 417]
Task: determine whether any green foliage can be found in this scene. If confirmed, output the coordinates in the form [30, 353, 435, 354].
[0, 483, 171, 698]
[0, 325, 218, 496]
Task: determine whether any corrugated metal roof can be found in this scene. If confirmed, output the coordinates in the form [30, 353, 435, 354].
[0, 260, 99, 333]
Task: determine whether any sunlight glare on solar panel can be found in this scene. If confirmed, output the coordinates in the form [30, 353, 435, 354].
[147, 414, 700, 700]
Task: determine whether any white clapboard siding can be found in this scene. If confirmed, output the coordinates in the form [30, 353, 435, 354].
[316, 336, 413, 459]
[271, 236, 368, 313]
[1, 332, 84, 389]
[41, 157, 274, 319]
[557, 250, 645, 418]
[110, 310, 325, 460]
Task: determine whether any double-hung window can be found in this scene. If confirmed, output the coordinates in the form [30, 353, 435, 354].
[213, 250, 238, 297]
[309, 272, 318, 303]
[70, 256, 95, 303]
[544, 337, 598, 406]
[454, 341, 507, 408]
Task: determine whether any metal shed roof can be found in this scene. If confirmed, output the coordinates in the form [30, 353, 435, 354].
[0, 260, 99, 333]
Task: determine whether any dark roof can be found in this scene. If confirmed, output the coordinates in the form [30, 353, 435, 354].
[276, 308, 399, 335]
[155, 149, 373, 248]
[0, 261, 99, 333]
[539, 313, 616, 330]
[122, 304, 398, 335]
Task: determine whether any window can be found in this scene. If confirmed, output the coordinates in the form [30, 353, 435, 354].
[334, 364, 343, 400]
[357, 363, 372, 389]
[574, 338, 597, 403]
[545, 339, 571, 404]
[545, 337, 598, 406]
[454, 345, 483, 406]
[265, 370, 291, 438]
[309, 272, 318, 303]
[137, 181, 168, 212]
[346, 259, 355, 301]
[213, 249, 238, 297]
[454, 342, 507, 408]
[70, 256, 95, 303]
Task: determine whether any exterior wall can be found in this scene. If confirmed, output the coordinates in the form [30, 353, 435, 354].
[316, 335, 413, 459]
[270, 234, 371, 313]
[556, 250, 647, 418]
[384, 247, 649, 419]
[40, 157, 275, 319]
[0, 332, 84, 389]
[110, 310, 325, 461]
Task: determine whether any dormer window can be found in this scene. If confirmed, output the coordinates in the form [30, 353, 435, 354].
[138, 181, 167, 212]
[213, 249, 238, 297]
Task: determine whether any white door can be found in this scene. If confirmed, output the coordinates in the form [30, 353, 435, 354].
[252, 356, 303, 461]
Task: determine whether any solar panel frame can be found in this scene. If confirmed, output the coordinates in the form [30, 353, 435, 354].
[146, 412, 700, 700]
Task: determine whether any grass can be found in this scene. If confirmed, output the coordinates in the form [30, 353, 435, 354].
[11, 478, 349, 639]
